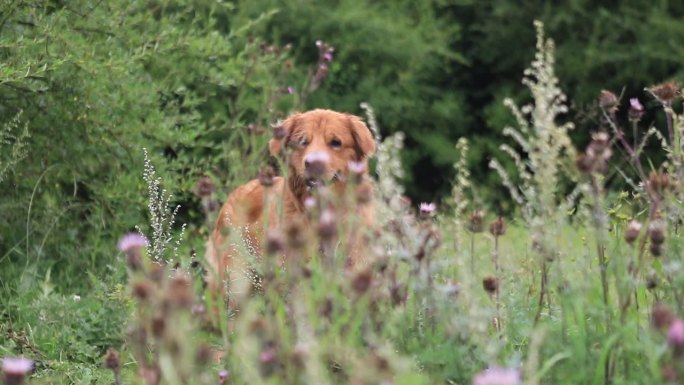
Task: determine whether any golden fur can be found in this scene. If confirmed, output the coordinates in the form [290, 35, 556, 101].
[206, 109, 376, 296]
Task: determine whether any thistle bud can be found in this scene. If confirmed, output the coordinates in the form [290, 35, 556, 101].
[651, 303, 674, 330]
[258, 166, 275, 187]
[628, 98, 644, 121]
[598, 90, 619, 112]
[467, 210, 485, 233]
[482, 276, 499, 295]
[649, 220, 666, 245]
[317, 208, 337, 240]
[194, 176, 215, 198]
[667, 319, 684, 353]
[624, 220, 642, 244]
[265, 229, 286, 255]
[418, 202, 436, 220]
[489, 217, 506, 236]
[103, 349, 120, 370]
[351, 268, 373, 295]
[271, 121, 286, 140]
[166, 272, 193, 308]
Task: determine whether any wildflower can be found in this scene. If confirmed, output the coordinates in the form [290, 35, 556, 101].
[287, 86, 295, 95]
[72, 294, 81, 302]
[482, 276, 499, 295]
[258, 166, 276, 187]
[194, 176, 215, 198]
[468, 210, 485, 233]
[651, 303, 674, 330]
[118, 233, 148, 253]
[489, 217, 506, 236]
[667, 319, 684, 349]
[348, 160, 366, 174]
[649, 220, 666, 245]
[628, 98, 644, 121]
[419, 202, 436, 219]
[317, 208, 337, 240]
[598, 90, 619, 112]
[118, 233, 148, 271]
[2, 357, 33, 385]
[303, 196, 316, 210]
[219, 370, 230, 385]
[304, 151, 330, 179]
[624, 220, 642, 244]
[472, 367, 521, 385]
[323, 50, 334, 62]
[265, 229, 286, 255]
[259, 348, 277, 364]
[103, 348, 120, 370]
[650, 81, 680, 104]
[649, 242, 662, 257]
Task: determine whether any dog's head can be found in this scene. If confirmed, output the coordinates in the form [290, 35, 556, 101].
[269, 109, 376, 189]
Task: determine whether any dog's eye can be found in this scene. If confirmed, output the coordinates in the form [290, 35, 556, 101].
[298, 138, 309, 147]
[330, 138, 342, 149]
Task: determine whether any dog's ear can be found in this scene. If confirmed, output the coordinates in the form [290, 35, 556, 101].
[269, 113, 300, 156]
[347, 115, 376, 160]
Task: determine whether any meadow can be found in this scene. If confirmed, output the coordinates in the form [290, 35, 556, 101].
[2, 3, 684, 385]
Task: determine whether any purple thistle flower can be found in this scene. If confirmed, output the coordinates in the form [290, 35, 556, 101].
[419, 202, 436, 215]
[668, 318, 684, 348]
[117, 233, 148, 253]
[348, 161, 366, 174]
[629, 97, 645, 121]
[323, 51, 334, 62]
[2, 357, 33, 375]
[472, 367, 521, 385]
[218, 369, 229, 385]
[287, 86, 295, 95]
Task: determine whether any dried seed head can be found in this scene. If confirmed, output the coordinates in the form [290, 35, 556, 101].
[166, 272, 193, 308]
[351, 268, 373, 295]
[132, 280, 154, 301]
[646, 274, 658, 290]
[258, 166, 276, 187]
[482, 276, 499, 295]
[319, 297, 333, 319]
[575, 153, 593, 175]
[285, 218, 307, 250]
[650, 81, 680, 104]
[104, 348, 120, 370]
[599, 90, 619, 112]
[271, 121, 286, 140]
[147, 262, 165, 283]
[150, 313, 165, 338]
[194, 176, 215, 198]
[356, 183, 373, 205]
[489, 217, 506, 236]
[648, 171, 671, 196]
[468, 210, 485, 233]
[195, 344, 212, 366]
[624, 220, 642, 244]
[651, 303, 674, 330]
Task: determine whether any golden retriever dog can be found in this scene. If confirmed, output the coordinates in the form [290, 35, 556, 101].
[206, 109, 376, 299]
